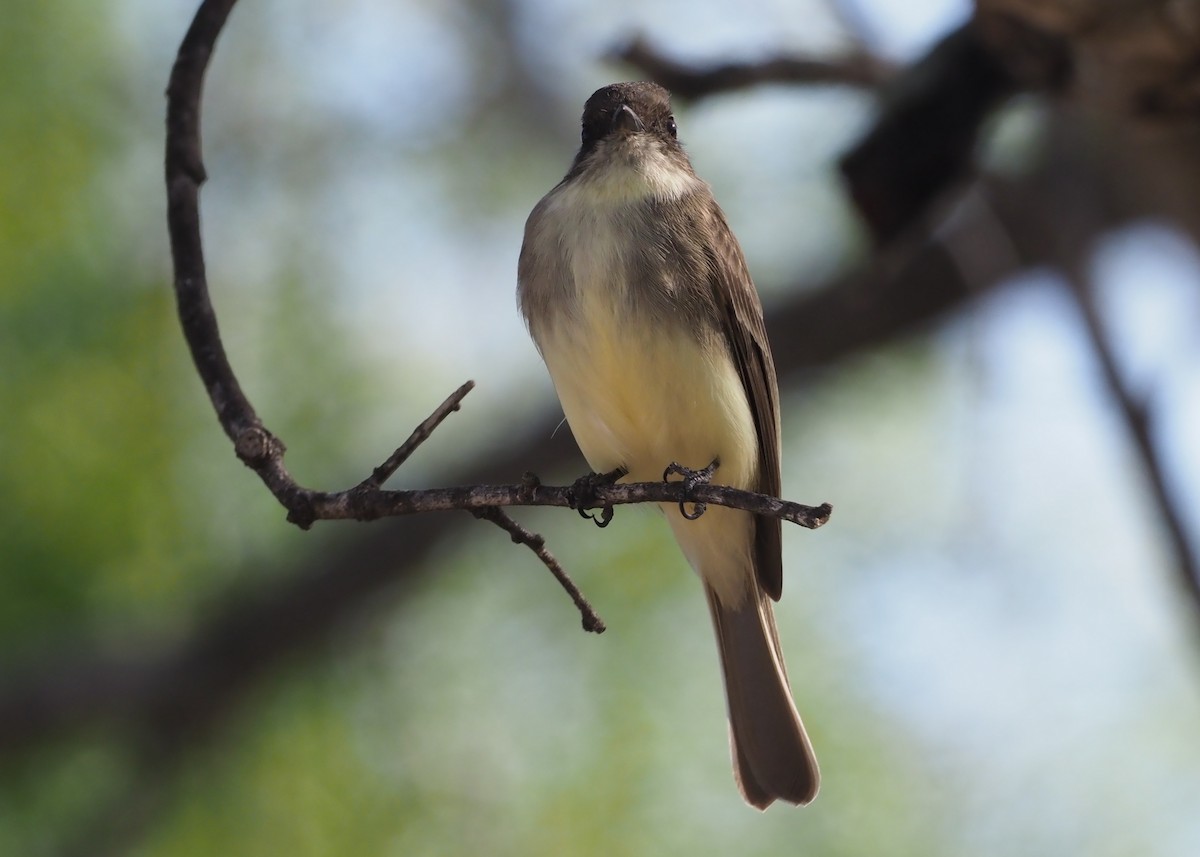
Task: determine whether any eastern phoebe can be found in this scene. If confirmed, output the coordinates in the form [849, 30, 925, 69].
[518, 81, 818, 808]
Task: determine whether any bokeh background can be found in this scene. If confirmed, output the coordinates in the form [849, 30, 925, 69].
[4, 0, 1200, 854]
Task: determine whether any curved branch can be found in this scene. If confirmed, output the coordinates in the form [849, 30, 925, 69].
[166, 0, 319, 518]
[165, 0, 253, 444]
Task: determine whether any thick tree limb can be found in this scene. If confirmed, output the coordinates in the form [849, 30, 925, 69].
[841, 22, 1026, 243]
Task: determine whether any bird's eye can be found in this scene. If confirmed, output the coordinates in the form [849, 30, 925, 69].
[667, 117, 677, 138]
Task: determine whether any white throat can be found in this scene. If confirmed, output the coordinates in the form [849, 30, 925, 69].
[570, 137, 702, 205]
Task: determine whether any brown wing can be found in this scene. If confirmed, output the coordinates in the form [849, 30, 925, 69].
[702, 202, 785, 601]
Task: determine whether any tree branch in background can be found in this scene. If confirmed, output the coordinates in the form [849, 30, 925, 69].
[618, 17, 1070, 246]
[838, 21, 1028, 244]
[612, 34, 892, 100]
[975, 134, 1200, 629]
[1071, 274, 1200, 613]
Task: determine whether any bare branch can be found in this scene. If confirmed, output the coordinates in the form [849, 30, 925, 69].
[473, 506, 607, 633]
[327, 473, 833, 529]
[166, 0, 288, 479]
[359, 380, 476, 490]
[611, 34, 892, 101]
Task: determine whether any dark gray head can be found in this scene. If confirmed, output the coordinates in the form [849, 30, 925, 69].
[569, 82, 684, 174]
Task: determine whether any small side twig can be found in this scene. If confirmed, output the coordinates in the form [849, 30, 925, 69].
[472, 507, 606, 634]
[359, 380, 476, 490]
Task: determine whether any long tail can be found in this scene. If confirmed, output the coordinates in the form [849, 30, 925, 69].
[705, 584, 820, 809]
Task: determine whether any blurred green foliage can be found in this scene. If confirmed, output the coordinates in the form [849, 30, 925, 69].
[1, 1, 179, 640]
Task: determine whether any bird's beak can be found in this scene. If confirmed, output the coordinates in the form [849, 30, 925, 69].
[611, 103, 645, 134]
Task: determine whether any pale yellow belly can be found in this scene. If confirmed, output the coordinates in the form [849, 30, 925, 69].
[537, 305, 760, 606]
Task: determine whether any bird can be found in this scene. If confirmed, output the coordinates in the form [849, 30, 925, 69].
[517, 81, 819, 808]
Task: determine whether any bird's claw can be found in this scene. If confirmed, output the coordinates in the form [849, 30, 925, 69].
[568, 466, 626, 528]
[663, 458, 720, 520]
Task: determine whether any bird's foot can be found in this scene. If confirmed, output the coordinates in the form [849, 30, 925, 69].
[663, 457, 720, 520]
[568, 466, 626, 528]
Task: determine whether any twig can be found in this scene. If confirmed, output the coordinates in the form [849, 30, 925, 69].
[473, 507, 606, 633]
[611, 34, 891, 101]
[359, 380, 476, 490]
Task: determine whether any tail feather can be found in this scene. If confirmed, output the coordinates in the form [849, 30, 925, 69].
[705, 584, 820, 809]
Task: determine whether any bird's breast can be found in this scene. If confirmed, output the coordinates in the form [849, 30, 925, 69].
[528, 197, 758, 493]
